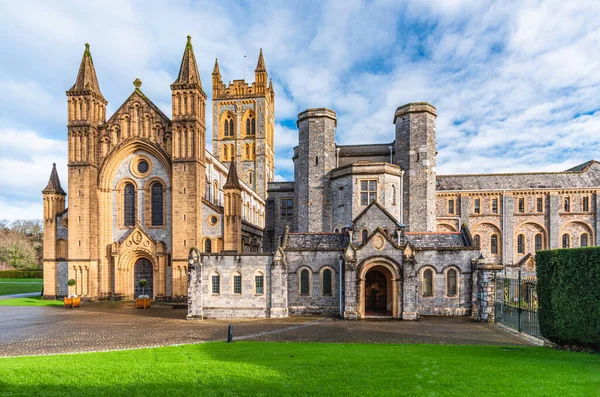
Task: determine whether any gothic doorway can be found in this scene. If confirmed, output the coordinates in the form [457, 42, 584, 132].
[134, 258, 153, 298]
[359, 261, 401, 319]
[365, 269, 391, 316]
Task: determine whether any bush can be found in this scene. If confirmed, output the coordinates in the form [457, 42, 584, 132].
[0, 270, 43, 279]
[537, 247, 600, 349]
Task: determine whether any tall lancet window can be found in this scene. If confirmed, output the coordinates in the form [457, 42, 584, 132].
[124, 183, 136, 226]
[224, 118, 229, 137]
[229, 118, 234, 137]
[151, 182, 163, 226]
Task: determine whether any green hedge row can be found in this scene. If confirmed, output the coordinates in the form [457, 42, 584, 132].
[0, 270, 43, 279]
[537, 247, 600, 349]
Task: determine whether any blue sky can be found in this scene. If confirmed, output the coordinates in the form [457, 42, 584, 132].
[1, 0, 600, 221]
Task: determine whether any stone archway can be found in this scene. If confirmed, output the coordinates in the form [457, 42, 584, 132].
[134, 258, 154, 298]
[358, 260, 401, 319]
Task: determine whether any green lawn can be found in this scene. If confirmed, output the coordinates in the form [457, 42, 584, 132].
[0, 296, 62, 307]
[0, 343, 598, 396]
[0, 279, 43, 296]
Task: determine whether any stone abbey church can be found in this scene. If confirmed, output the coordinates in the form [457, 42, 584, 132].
[43, 37, 600, 320]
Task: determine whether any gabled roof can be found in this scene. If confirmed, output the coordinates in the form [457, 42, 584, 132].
[352, 200, 401, 227]
[355, 227, 402, 251]
[565, 160, 598, 172]
[106, 87, 171, 126]
[42, 163, 66, 195]
[67, 43, 105, 100]
[172, 35, 202, 90]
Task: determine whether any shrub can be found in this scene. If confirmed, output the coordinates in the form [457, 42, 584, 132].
[0, 270, 43, 278]
[537, 247, 600, 349]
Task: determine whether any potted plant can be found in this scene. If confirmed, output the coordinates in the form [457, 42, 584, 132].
[135, 279, 150, 309]
[64, 279, 80, 308]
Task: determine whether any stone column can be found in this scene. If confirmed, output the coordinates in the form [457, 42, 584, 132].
[548, 193, 560, 249]
[504, 196, 515, 265]
[401, 256, 419, 320]
[475, 264, 502, 323]
[343, 262, 359, 320]
[269, 248, 289, 318]
[186, 248, 203, 320]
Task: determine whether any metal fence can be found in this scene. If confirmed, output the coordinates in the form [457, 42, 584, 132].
[494, 272, 541, 338]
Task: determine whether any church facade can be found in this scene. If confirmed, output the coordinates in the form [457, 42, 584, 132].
[44, 37, 600, 320]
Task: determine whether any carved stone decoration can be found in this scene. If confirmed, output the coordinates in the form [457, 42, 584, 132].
[372, 235, 385, 250]
[133, 231, 142, 244]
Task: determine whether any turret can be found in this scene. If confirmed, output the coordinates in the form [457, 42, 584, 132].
[294, 108, 337, 232]
[393, 102, 437, 232]
[170, 35, 207, 289]
[254, 48, 267, 93]
[223, 159, 243, 252]
[212, 58, 223, 98]
[42, 163, 66, 297]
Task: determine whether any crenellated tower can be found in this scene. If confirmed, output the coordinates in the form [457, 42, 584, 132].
[170, 35, 207, 282]
[42, 163, 66, 297]
[66, 43, 107, 295]
[211, 49, 275, 199]
[223, 158, 243, 252]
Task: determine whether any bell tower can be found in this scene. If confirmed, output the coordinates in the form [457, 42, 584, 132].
[211, 49, 275, 199]
[170, 35, 207, 293]
[66, 43, 107, 296]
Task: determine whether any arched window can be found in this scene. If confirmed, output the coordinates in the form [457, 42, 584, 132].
[245, 144, 250, 160]
[56, 239, 67, 259]
[252, 116, 256, 135]
[562, 234, 570, 249]
[233, 272, 242, 294]
[392, 185, 397, 206]
[229, 118, 234, 137]
[535, 234, 543, 251]
[123, 183, 136, 226]
[224, 118, 229, 136]
[564, 197, 570, 212]
[322, 268, 333, 296]
[248, 171, 254, 185]
[422, 269, 433, 297]
[151, 182, 163, 226]
[300, 269, 310, 295]
[473, 234, 481, 248]
[446, 269, 457, 297]
[223, 145, 228, 160]
[580, 233, 588, 247]
[490, 234, 498, 254]
[213, 181, 219, 204]
[205, 239, 212, 253]
[361, 229, 368, 243]
[517, 234, 525, 254]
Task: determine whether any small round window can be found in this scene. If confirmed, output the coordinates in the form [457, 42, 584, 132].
[137, 160, 149, 174]
[208, 215, 218, 226]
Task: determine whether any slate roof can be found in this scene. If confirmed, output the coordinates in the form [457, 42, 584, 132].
[68, 43, 104, 99]
[404, 232, 470, 249]
[285, 233, 348, 251]
[42, 163, 66, 195]
[337, 143, 392, 157]
[437, 160, 600, 191]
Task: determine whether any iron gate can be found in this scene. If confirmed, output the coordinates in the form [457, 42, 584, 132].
[494, 271, 540, 338]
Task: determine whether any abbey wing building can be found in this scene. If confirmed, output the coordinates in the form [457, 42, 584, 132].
[44, 38, 600, 320]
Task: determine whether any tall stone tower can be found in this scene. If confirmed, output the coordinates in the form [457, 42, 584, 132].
[66, 43, 107, 295]
[294, 108, 337, 232]
[170, 36, 207, 273]
[223, 159, 243, 252]
[211, 49, 275, 199]
[42, 164, 66, 297]
[393, 102, 437, 232]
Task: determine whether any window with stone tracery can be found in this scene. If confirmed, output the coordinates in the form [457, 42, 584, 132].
[151, 182, 163, 226]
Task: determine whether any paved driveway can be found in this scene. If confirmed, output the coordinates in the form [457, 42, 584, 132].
[0, 302, 531, 357]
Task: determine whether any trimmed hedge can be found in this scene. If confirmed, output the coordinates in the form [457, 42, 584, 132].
[0, 270, 43, 279]
[537, 247, 600, 349]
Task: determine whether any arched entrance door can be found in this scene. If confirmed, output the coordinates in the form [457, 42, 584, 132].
[365, 270, 389, 314]
[359, 261, 401, 319]
[134, 258, 153, 298]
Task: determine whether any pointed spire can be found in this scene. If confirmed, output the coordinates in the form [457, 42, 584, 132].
[269, 78, 273, 91]
[224, 158, 242, 190]
[255, 48, 266, 72]
[172, 35, 202, 89]
[68, 43, 104, 98]
[213, 58, 221, 75]
[42, 163, 66, 195]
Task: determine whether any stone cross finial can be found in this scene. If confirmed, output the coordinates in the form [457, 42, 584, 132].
[133, 77, 142, 89]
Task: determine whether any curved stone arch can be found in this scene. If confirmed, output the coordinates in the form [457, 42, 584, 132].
[515, 221, 547, 255]
[560, 221, 594, 247]
[241, 108, 256, 136]
[471, 221, 502, 257]
[219, 110, 235, 139]
[118, 247, 156, 271]
[296, 265, 313, 296]
[443, 265, 460, 298]
[418, 265, 437, 298]
[356, 256, 403, 281]
[99, 140, 171, 190]
[357, 256, 402, 319]
[319, 265, 336, 297]
[437, 222, 457, 232]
